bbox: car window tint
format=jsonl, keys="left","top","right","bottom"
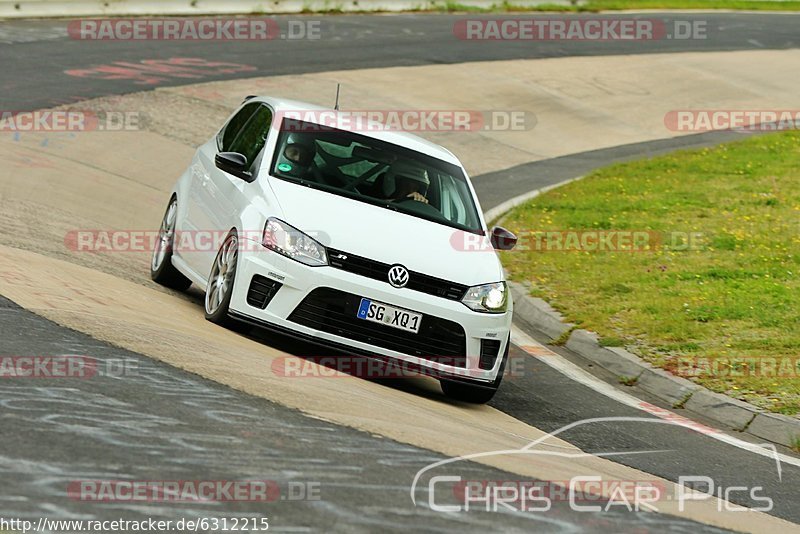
{"left": 219, "top": 102, "right": 260, "bottom": 152}
{"left": 228, "top": 105, "right": 273, "bottom": 166}
{"left": 270, "top": 120, "right": 482, "bottom": 233}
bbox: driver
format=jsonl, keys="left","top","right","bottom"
{"left": 387, "top": 162, "right": 430, "bottom": 204}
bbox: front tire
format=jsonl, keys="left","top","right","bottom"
{"left": 204, "top": 230, "right": 239, "bottom": 327}
{"left": 151, "top": 196, "right": 192, "bottom": 291}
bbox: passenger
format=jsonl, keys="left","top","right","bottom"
{"left": 281, "top": 135, "right": 316, "bottom": 179}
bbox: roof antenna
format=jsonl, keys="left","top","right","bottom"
{"left": 334, "top": 83, "right": 341, "bottom": 111}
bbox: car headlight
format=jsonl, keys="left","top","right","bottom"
{"left": 262, "top": 218, "right": 328, "bottom": 267}
{"left": 461, "top": 281, "right": 508, "bottom": 313}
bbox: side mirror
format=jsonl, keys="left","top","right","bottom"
{"left": 490, "top": 226, "right": 517, "bottom": 250}
{"left": 215, "top": 152, "right": 252, "bottom": 181}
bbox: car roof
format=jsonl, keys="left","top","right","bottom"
{"left": 252, "top": 96, "right": 462, "bottom": 166}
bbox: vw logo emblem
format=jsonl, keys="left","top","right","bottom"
{"left": 387, "top": 265, "right": 409, "bottom": 288}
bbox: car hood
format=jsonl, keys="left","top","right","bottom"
{"left": 268, "top": 178, "right": 503, "bottom": 286}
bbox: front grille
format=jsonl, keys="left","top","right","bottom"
{"left": 479, "top": 339, "right": 502, "bottom": 370}
{"left": 288, "top": 287, "right": 467, "bottom": 367}
{"left": 327, "top": 248, "right": 469, "bottom": 301}
{"left": 246, "top": 275, "right": 283, "bottom": 309}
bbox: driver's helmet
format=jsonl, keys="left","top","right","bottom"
{"left": 283, "top": 134, "right": 316, "bottom": 167}
{"left": 385, "top": 161, "right": 430, "bottom": 197}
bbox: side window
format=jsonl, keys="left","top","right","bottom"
{"left": 440, "top": 174, "right": 466, "bottom": 225}
{"left": 218, "top": 103, "right": 260, "bottom": 152}
{"left": 228, "top": 105, "right": 273, "bottom": 168}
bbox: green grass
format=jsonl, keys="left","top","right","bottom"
{"left": 599, "top": 336, "right": 625, "bottom": 347}
{"left": 551, "top": 326, "right": 577, "bottom": 345}
{"left": 500, "top": 130, "right": 800, "bottom": 415}
{"left": 569, "top": 0, "right": 800, "bottom": 11}
{"left": 420, "top": 0, "right": 800, "bottom": 13}
{"left": 618, "top": 375, "right": 639, "bottom": 386}
{"left": 268, "top": 0, "right": 800, "bottom": 14}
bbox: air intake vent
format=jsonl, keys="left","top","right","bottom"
{"left": 288, "top": 287, "right": 467, "bottom": 366}
{"left": 246, "top": 275, "right": 283, "bottom": 309}
{"left": 479, "top": 339, "right": 502, "bottom": 370}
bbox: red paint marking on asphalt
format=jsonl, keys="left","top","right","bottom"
{"left": 517, "top": 342, "right": 723, "bottom": 435}
{"left": 64, "top": 57, "right": 257, "bottom": 85}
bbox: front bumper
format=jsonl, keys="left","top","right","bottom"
{"left": 229, "top": 242, "right": 512, "bottom": 383}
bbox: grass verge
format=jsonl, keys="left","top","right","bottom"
{"left": 500, "top": 130, "right": 800, "bottom": 415}
{"left": 287, "top": 0, "right": 800, "bottom": 14}
{"left": 412, "top": 1, "right": 800, "bottom": 13}
{"left": 560, "top": 0, "right": 800, "bottom": 11}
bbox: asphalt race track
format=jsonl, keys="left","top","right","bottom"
{"left": 0, "top": 297, "right": 735, "bottom": 533}
{"left": 1, "top": 14, "right": 799, "bottom": 111}
{"left": 1, "top": 12, "right": 799, "bottom": 533}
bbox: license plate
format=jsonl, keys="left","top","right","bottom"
{"left": 357, "top": 298, "right": 422, "bottom": 334}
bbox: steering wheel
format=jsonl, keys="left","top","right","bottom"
{"left": 312, "top": 146, "right": 352, "bottom": 186}
{"left": 394, "top": 196, "right": 443, "bottom": 220}
{"left": 343, "top": 164, "right": 389, "bottom": 192}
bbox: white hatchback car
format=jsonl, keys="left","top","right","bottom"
{"left": 151, "top": 96, "right": 517, "bottom": 403}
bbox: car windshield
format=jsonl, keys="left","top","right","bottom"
{"left": 270, "top": 120, "right": 483, "bottom": 233}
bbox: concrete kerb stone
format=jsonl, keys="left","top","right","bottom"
{"left": 684, "top": 388, "right": 760, "bottom": 432}
{"left": 564, "top": 329, "right": 650, "bottom": 381}
{"left": 747, "top": 412, "right": 800, "bottom": 449}
{"left": 508, "top": 281, "right": 574, "bottom": 342}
